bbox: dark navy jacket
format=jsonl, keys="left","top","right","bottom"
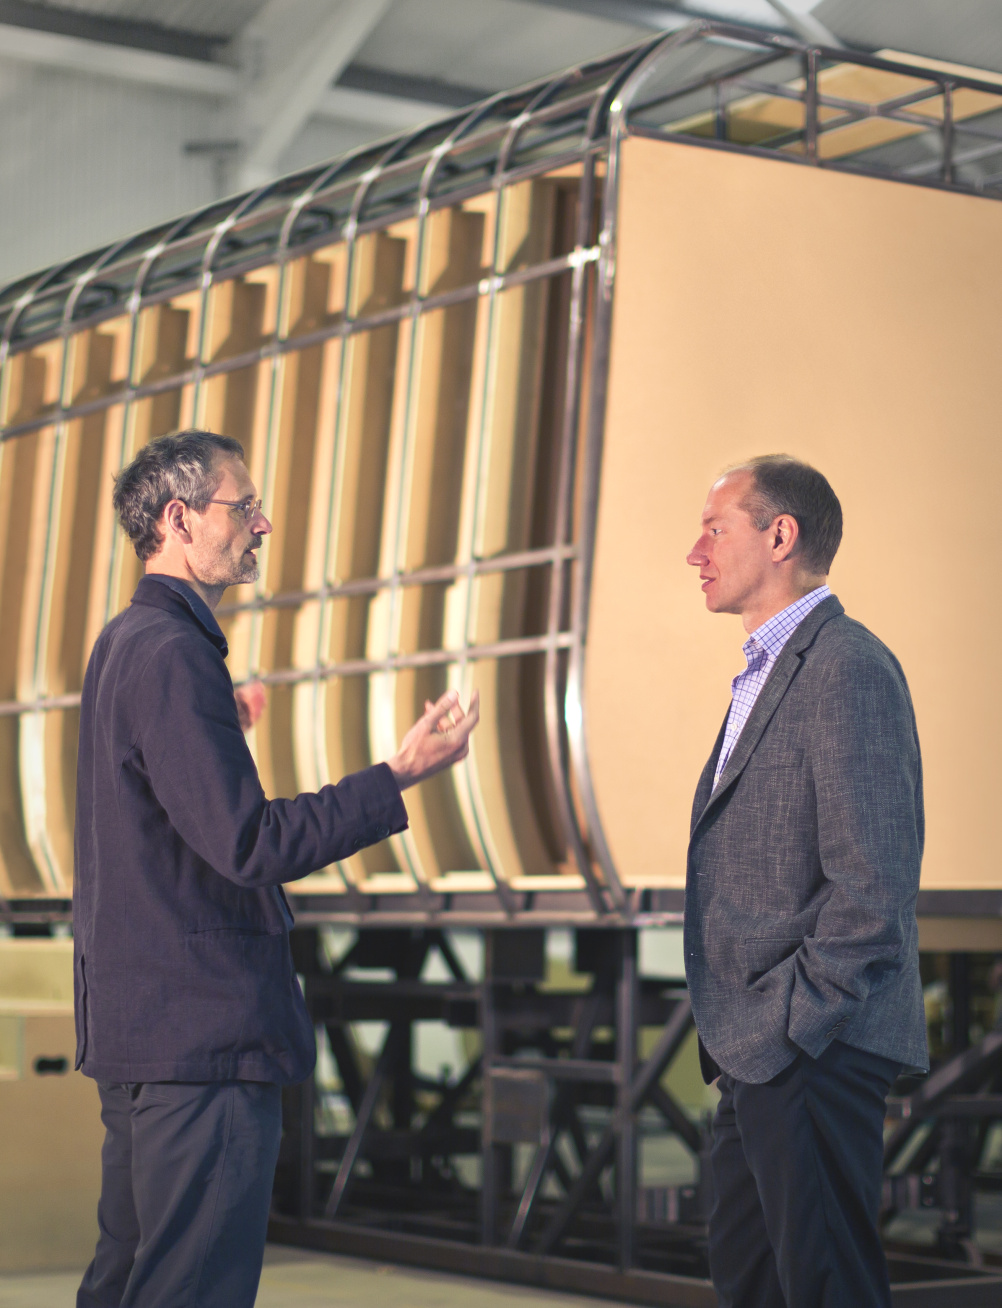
{"left": 73, "top": 575, "right": 408, "bottom": 1084}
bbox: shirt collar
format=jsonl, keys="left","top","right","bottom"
{"left": 744, "top": 585, "right": 832, "bottom": 662}
{"left": 141, "top": 574, "right": 228, "bottom": 654}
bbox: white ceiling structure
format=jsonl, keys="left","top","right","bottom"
{"left": 0, "top": 0, "right": 997, "bottom": 284}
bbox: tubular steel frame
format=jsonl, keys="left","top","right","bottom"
{"left": 3, "top": 22, "right": 1002, "bottom": 924}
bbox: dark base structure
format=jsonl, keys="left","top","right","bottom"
{"left": 270, "top": 925, "right": 1002, "bottom": 1305}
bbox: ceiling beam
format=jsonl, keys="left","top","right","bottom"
{"left": 0, "top": 21, "right": 237, "bottom": 95}
{"left": 762, "top": 0, "right": 843, "bottom": 48}
{"left": 314, "top": 85, "right": 444, "bottom": 130}
{"left": 232, "top": 0, "right": 394, "bottom": 188}
{"left": 524, "top": 0, "right": 692, "bottom": 29}
{"left": 525, "top": 0, "right": 775, "bottom": 33}
{"left": 0, "top": 0, "right": 225, "bottom": 61}
{"left": 337, "top": 62, "right": 489, "bottom": 108}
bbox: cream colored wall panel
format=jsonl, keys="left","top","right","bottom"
{"left": 0, "top": 433, "right": 45, "bottom": 896}
{"left": 586, "top": 134, "right": 1002, "bottom": 891}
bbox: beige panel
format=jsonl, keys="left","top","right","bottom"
{"left": 0, "top": 340, "right": 61, "bottom": 428}
{"left": 389, "top": 210, "right": 485, "bottom": 880}
{"left": 0, "top": 1014, "right": 102, "bottom": 1272}
{"left": 255, "top": 345, "right": 327, "bottom": 801}
{"left": 199, "top": 275, "right": 279, "bottom": 683}
{"left": 108, "top": 298, "right": 201, "bottom": 618}
{"left": 21, "top": 322, "right": 136, "bottom": 892}
{"left": 261, "top": 248, "right": 348, "bottom": 812}
{"left": 199, "top": 360, "right": 273, "bottom": 681}
{"left": 458, "top": 183, "right": 573, "bottom": 884}
{"left": 0, "top": 434, "right": 46, "bottom": 896}
{"left": 587, "top": 135, "right": 1002, "bottom": 889}
{"left": 17, "top": 423, "right": 64, "bottom": 891}
{"left": 322, "top": 232, "right": 409, "bottom": 886}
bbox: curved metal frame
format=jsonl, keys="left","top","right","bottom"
{"left": 2, "top": 21, "right": 1002, "bottom": 918}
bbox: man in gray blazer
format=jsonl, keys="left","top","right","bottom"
{"left": 685, "top": 455, "right": 927, "bottom": 1308}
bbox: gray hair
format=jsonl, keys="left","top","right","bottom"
{"left": 113, "top": 429, "right": 245, "bottom": 561}
{"left": 728, "top": 453, "right": 843, "bottom": 575}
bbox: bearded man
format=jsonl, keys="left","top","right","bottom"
{"left": 74, "top": 429, "right": 478, "bottom": 1308}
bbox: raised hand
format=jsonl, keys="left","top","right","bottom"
{"left": 234, "top": 680, "right": 266, "bottom": 732}
{"left": 387, "top": 689, "right": 480, "bottom": 790}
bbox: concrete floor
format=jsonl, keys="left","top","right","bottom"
{"left": 0, "top": 1246, "right": 636, "bottom": 1308}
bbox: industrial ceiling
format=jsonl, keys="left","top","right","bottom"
{"left": 0, "top": 0, "right": 996, "bottom": 282}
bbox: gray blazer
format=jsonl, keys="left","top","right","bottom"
{"left": 684, "top": 595, "right": 929, "bottom": 1085}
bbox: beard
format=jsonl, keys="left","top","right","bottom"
{"left": 235, "top": 549, "right": 260, "bottom": 583}
{"left": 192, "top": 535, "right": 262, "bottom": 589}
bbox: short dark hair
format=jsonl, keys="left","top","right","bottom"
{"left": 113, "top": 429, "right": 245, "bottom": 561}
{"left": 730, "top": 454, "right": 842, "bottom": 574}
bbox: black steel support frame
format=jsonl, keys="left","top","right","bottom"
{"left": 271, "top": 926, "right": 1002, "bottom": 1305}
{"left": 277, "top": 927, "right": 701, "bottom": 1260}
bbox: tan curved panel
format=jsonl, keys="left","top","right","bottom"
{"left": 3, "top": 343, "right": 67, "bottom": 895}
{"left": 107, "top": 298, "right": 201, "bottom": 620}
{"left": 258, "top": 248, "right": 349, "bottom": 808}
{"left": 586, "top": 134, "right": 1002, "bottom": 890}
{"left": 0, "top": 431, "right": 47, "bottom": 895}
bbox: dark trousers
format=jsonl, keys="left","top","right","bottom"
{"left": 77, "top": 1080, "right": 282, "bottom": 1308}
{"left": 708, "top": 1040, "right": 899, "bottom": 1308}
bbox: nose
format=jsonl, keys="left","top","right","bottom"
{"left": 252, "top": 507, "right": 273, "bottom": 536}
{"left": 687, "top": 543, "right": 708, "bottom": 567}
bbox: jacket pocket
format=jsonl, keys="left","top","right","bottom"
{"left": 742, "top": 937, "right": 801, "bottom": 983}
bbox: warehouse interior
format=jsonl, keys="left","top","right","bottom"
{"left": 3, "top": 1, "right": 1002, "bottom": 1305}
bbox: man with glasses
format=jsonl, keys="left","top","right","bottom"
{"left": 74, "top": 429, "right": 479, "bottom": 1308}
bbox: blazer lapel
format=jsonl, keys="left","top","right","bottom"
{"left": 691, "top": 713, "right": 728, "bottom": 835}
{"left": 691, "top": 595, "right": 844, "bottom": 835}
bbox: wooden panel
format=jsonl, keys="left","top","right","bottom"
{"left": 200, "top": 358, "right": 273, "bottom": 683}
{"left": 292, "top": 234, "right": 407, "bottom": 888}
{"left": 586, "top": 134, "right": 1002, "bottom": 889}
{"left": 107, "top": 297, "right": 201, "bottom": 619}
{"left": 15, "top": 324, "right": 133, "bottom": 891}
{"left": 0, "top": 341, "right": 61, "bottom": 429}
{"left": 386, "top": 206, "right": 486, "bottom": 881}
{"left": 255, "top": 251, "right": 348, "bottom": 805}
{"left": 459, "top": 182, "right": 571, "bottom": 885}
{"left": 0, "top": 433, "right": 46, "bottom": 896}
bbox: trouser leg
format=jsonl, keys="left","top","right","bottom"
{"left": 710, "top": 1041, "right": 897, "bottom": 1308}
{"left": 77, "top": 1084, "right": 140, "bottom": 1308}
{"left": 707, "top": 1074, "right": 785, "bottom": 1308}
{"left": 123, "top": 1080, "right": 282, "bottom": 1308}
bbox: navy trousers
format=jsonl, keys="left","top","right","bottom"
{"left": 77, "top": 1081, "right": 282, "bottom": 1308}
{"left": 708, "top": 1040, "right": 899, "bottom": 1308}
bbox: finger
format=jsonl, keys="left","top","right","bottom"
{"left": 425, "top": 689, "right": 460, "bottom": 729}
{"left": 423, "top": 699, "right": 449, "bottom": 732}
{"left": 453, "top": 689, "right": 480, "bottom": 736}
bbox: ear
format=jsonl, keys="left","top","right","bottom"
{"left": 162, "top": 498, "right": 194, "bottom": 545}
{"left": 771, "top": 513, "right": 799, "bottom": 564}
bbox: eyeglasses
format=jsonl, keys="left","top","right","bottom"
{"left": 206, "top": 497, "right": 263, "bottom": 522}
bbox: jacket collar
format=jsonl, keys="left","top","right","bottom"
{"left": 131, "top": 574, "right": 229, "bottom": 657}
{"left": 691, "top": 593, "right": 844, "bottom": 835}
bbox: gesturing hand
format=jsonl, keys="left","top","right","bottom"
{"left": 388, "top": 689, "right": 480, "bottom": 790}
{"left": 235, "top": 680, "right": 266, "bottom": 732}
